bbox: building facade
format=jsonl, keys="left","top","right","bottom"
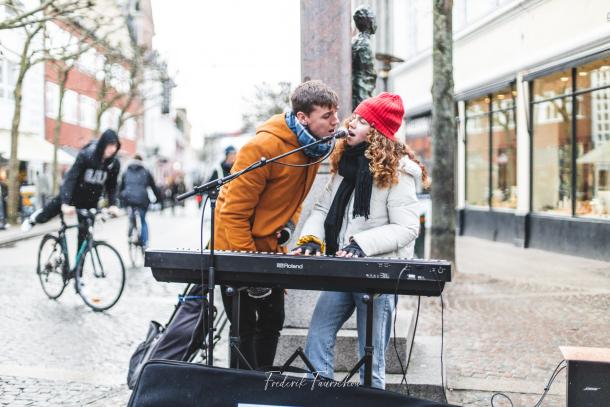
{"left": 380, "top": 0, "right": 610, "bottom": 260}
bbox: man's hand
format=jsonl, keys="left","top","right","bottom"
{"left": 107, "top": 205, "right": 120, "bottom": 217}
{"left": 276, "top": 220, "right": 296, "bottom": 247}
{"left": 61, "top": 204, "right": 75, "bottom": 215}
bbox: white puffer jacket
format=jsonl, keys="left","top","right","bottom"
{"left": 299, "top": 158, "right": 421, "bottom": 259}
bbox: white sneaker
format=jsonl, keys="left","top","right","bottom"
{"left": 247, "top": 287, "right": 272, "bottom": 299}
{"left": 20, "top": 219, "right": 34, "bottom": 232}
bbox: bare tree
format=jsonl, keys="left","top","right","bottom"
{"left": 93, "top": 43, "right": 161, "bottom": 135}
{"left": 1, "top": 0, "right": 95, "bottom": 224}
{"left": 241, "top": 81, "right": 292, "bottom": 132}
{"left": 47, "top": 17, "right": 115, "bottom": 193}
{"left": 430, "top": 0, "right": 456, "bottom": 264}
{"left": 0, "top": 0, "right": 92, "bottom": 31}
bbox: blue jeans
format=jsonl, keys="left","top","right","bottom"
{"left": 304, "top": 292, "right": 395, "bottom": 389}
{"left": 129, "top": 207, "right": 148, "bottom": 246}
{"left": 139, "top": 208, "right": 148, "bottom": 246}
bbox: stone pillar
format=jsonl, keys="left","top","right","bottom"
{"left": 275, "top": 0, "right": 352, "bottom": 356}
{"left": 300, "top": 0, "right": 352, "bottom": 119}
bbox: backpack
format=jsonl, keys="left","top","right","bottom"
{"left": 127, "top": 320, "right": 164, "bottom": 389}
{"left": 126, "top": 284, "right": 209, "bottom": 389}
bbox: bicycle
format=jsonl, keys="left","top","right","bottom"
{"left": 127, "top": 206, "right": 145, "bottom": 267}
{"left": 36, "top": 208, "right": 126, "bottom": 312}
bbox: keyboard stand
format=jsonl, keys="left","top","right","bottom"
{"left": 225, "top": 286, "right": 253, "bottom": 370}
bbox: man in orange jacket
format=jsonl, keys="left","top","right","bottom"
{"left": 217, "top": 80, "right": 340, "bottom": 369}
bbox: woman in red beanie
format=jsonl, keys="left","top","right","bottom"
{"left": 292, "top": 92, "right": 428, "bottom": 389}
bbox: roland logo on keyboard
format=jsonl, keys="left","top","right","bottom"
{"left": 276, "top": 262, "right": 304, "bottom": 270}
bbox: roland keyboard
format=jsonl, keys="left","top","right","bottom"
{"left": 145, "top": 249, "right": 451, "bottom": 296}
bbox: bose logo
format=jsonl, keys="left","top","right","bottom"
{"left": 583, "top": 387, "right": 600, "bottom": 391}
{"left": 276, "top": 263, "right": 303, "bottom": 269}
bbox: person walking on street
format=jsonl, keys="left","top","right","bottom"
{"left": 35, "top": 169, "right": 51, "bottom": 210}
{"left": 119, "top": 154, "right": 162, "bottom": 248}
{"left": 169, "top": 176, "right": 186, "bottom": 215}
{"left": 0, "top": 175, "right": 7, "bottom": 230}
{"left": 196, "top": 145, "right": 237, "bottom": 208}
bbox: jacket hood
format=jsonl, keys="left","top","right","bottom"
{"left": 94, "top": 129, "right": 121, "bottom": 161}
{"left": 127, "top": 159, "right": 146, "bottom": 170}
{"left": 256, "top": 114, "right": 300, "bottom": 148}
{"left": 400, "top": 157, "right": 423, "bottom": 181}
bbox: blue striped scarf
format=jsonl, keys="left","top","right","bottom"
{"left": 285, "top": 112, "right": 332, "bottom": 158}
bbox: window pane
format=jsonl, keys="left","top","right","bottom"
{"left": 466, "top": 113, "right": 489, "bottom": 206}
{"left": 575, "top": 89, "right": 610, "bottom": 218}
{"left": 405, "top": 115, "right": 432, "bottom": 193}
{"left": 491, "top": 108, "right": 517, "bottom": 208}
{"left": 532, "top": 98, "right": 572, "bottom": 215}
{"left": 491, "top": 87, "right": 514, "bottom": 111}
{"left": 466, "top": 96, "right": 488, "bottom": 117}
{"left": 576, "top": 56, "right": 610, "bottom": 91}
{"left": 532, "top": 69, "right": 572, "bottom": 102}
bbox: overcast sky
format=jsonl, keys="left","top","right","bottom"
{"left": 150, "top": 0, "right": 301, "bottom": 144}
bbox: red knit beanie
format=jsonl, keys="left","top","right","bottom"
{"left": 354, "top": 92, "right": 404, "bottom": 141}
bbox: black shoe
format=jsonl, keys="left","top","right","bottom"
{"left": 247, "top": 287, "right": 272, "bottom": 299}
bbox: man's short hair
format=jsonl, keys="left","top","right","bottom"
{"left": 291, "top": 80, "right": 339, "bottom": 115}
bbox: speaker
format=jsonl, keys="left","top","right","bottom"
{"left": 560, "top": 346, "right": 610, "bottom": 407}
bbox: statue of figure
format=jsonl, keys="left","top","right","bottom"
{"left": 352, "top": 6, "right": 377, "bottom": 110}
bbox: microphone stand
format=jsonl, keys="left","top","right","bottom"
{"left": 176, "top": 129, "right": 345, "bottom": 366}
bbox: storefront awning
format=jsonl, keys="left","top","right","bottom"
{"left": 0, "top": 130, "right": 75, "bottom": 165}
{"left": 577, "top": 142, "right": 610, "bottom": 165}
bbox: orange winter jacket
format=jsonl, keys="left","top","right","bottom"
{"left": 214, "top": 114, "right": 321, "bottom": 253}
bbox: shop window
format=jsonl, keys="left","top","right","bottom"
{"left": 466, "top": 96, "right": 490, "bottom": 206}
{"left": 532, "top": 99, "right": 572, "bottom": 215}
{"left": 465, "top": 86, "right": 517, "bottom": 208}
{"left": 404, "top": 115, "right": 432, "bottom": 194}
{"left": 575, "top": 89, "right": 610, "bottom": 218}
{"left": 531, "top": 55, "right": 610, "bottom": 219}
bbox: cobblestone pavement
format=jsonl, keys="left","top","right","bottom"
{"left": 0, "top": 204, "right": 227, "bottom": 406}
{"left": 1, "top": 203, "right": 609, "bottom": 406}
{"left": 399, "top": 236, "right": 610, "bottom": 407}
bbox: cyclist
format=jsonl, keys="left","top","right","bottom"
{"left": 119, "top": 153, "right": 161, "bottom": 249}
{"left": 22, "top": 129, "right": 121, "bottom": 249}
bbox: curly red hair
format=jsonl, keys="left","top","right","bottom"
{"left": 329, "top": 120, "right": 429, "bottom": 189}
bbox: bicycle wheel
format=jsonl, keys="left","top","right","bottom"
{"left": 37, "top": 234, "right": 67, "bottom": 299}
{"left": 76, "top": 241, "right": 126, "bottom": 311}
{"left": 127, "top": 209, "right": 142, "bottom": 267}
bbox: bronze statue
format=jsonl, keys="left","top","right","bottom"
{"left": 352, "top": 6, "right": 377, "bottom": 109}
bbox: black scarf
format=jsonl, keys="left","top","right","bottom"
{"left": 323, "top": 143, "right": 373, "bottom": 255}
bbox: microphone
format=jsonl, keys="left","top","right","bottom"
{"left": 320, "top": 128, "right": 348, "bottom": 143}
{"left": 332, "top": 127, "right": 348, "bottom": 139}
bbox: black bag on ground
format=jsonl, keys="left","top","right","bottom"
{"left": 128, "top": 360, "right": 457, "bottom": 407}
{"left": 126, "top": 284, "right": 208, "bottom": 389}
{"left": 127, "top": 320, "right": 164, "bottom": 389}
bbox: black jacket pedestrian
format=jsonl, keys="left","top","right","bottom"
{"left": 59, "top": 129, "right": 121, "bottom": 208}
{"left": 119, "top": 160, "right": 161, "bottom": 208}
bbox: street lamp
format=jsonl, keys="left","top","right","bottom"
{"left": 375, "top": 52, "right": 404, "bottom": 92}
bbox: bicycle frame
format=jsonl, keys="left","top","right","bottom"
{"left": 55, "top": 211, "right": 96, "bottom": 275}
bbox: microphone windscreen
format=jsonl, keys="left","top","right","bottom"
{"left": 334, "top": 128, "right": 348, "bottom": 139}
